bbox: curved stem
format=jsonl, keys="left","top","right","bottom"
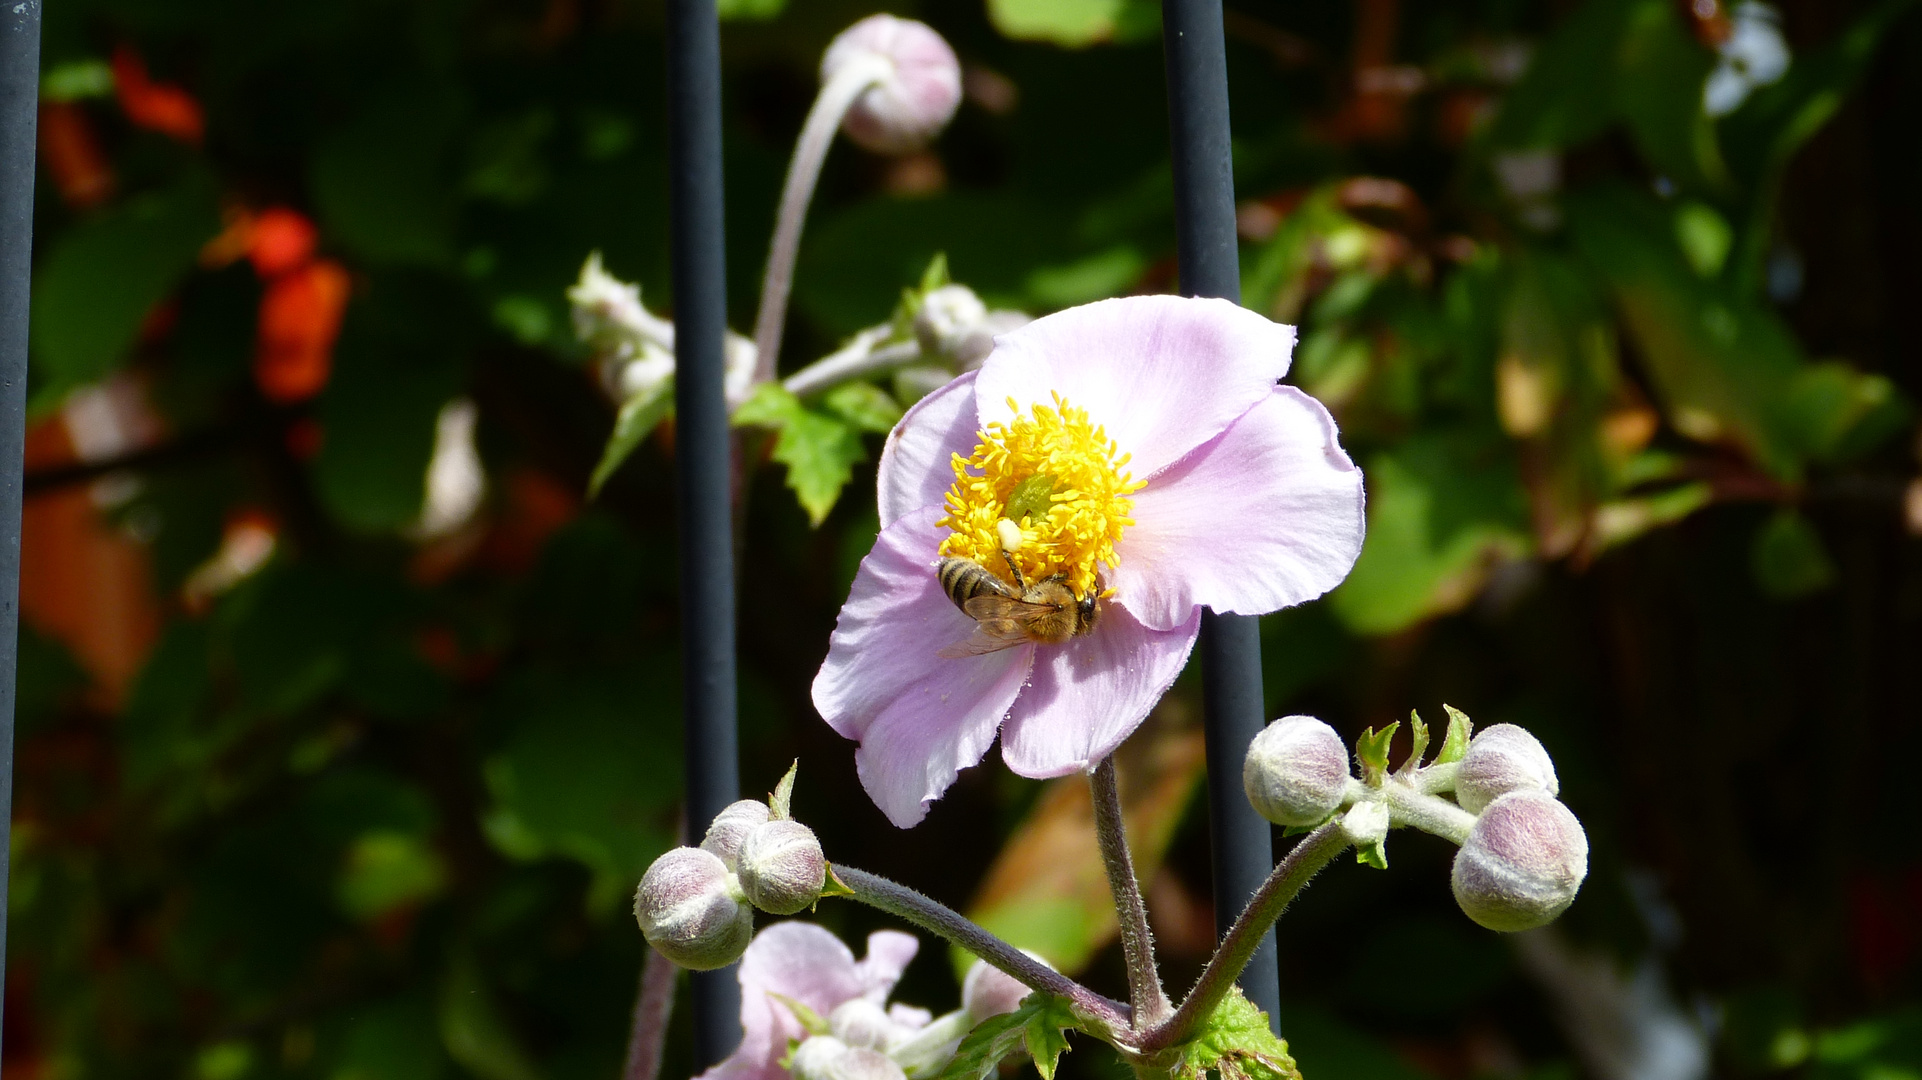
{"left": 1138, "top": 822, "right": 1350, "bottom": 1051}
{"left": 750, "top": 54, "right": 891, "bottom": 385}
{"left": 829, "top": 863, "right": 1132, "bottom": 1033}
{"left": 1090, "top": 757, "right": 1170, "bottom": 1029}
{"left": 782, "top": 336, "right": 922, "bottom": 399}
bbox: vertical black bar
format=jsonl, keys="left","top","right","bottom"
{"left": 667, "top": 0, "right": 742, "bottom": 1066}
{"left": 1162, "top": 0, "right": 1281, "bottom": 1034}
{"left": 0, "top": 1, "right": 40, "bottom": 1066}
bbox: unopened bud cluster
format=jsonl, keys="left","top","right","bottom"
{"left": 1242, "top": 711, "right": 1587, "bottom": 933}
{"left": 634, "top": 790, "right": 827, "bottom": 968}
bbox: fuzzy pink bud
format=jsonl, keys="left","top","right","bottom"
{"left": 1451, "top": 790, "right": 1588, "bottom": 932}
{"left": 821, "top": 15, "right": 962, "bottom": 155}
{"left": 633, "top": 847, "right": 753, "bottom": 969}
{"left": 1243, "top": 715, "right": 1352, "bottom": 827}
{"left": 701, "top": 799, "right": 772, "bottom": 870}
{"left": 1456, "top": 724, "right": 1559, "bottom": 814}
{"left": 737, "top": 818, "right": 827, "bottom": 915}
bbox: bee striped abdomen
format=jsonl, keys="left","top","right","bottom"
{"left": 938, "top": 556, "right": 1017, "bottom": 612}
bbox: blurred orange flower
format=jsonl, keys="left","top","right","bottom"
{"left": 37, "top": 102, "right": 114, "bottom": 208}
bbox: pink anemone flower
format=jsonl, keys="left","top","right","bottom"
{"left": 700, "top": 922, "right": 924, "bottom": 1080}
{"left": 813, "top": 295, "right": 1366, "bottom": 828}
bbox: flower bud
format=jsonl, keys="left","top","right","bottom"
{"left": 914, "top": 285, "right": 988, "bottom": 358}
{"left": 821, "top": 15, "right": 962, "bottom": 155}
{"left": 828, "top": 999, "right": 897, "bottom": 1051}
{"left": 737, "top": 818, "right": 827, "bottom": 915}
{"left": 633, "top": 847, "right": 753, "bottom": 969}
{"left": 1455, "top": 724, "right": 1559, "bottom": 815}
{"left": 1243, "top": 715, "right": 1352, "bottom": 826}
{"left": 962, "top": 958, "right": 1040, "bottom": 1020}
{"left": 1451, "top": 790, "right": 1588, "bottom": 933}
{"left": 701, "top": 799, "right": 773, "bottom": 870}
{"left": 791, "top": 1037, "right": 908, "bottom": 1080}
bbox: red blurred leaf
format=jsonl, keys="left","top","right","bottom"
{"left": 37, "top": 103, "right": 114, "bottom": 209}
{"left": 112, "top": 46, "right": 205, "bottom": 145}
{"left": 248, "top": 207, "right": 319, "bottom": 278}
{"left": 255, "top": 259, "right": 350, "bottom": 404}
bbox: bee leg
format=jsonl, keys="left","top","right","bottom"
{"left": 1000, "top": 550, "right": 1029, "bottom": 593}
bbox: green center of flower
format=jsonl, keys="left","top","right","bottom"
{"left": 937, "top": 394, "right": 1143, "bottom": 599}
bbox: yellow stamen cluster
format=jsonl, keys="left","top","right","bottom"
{"left": 938, "top": 394, "right": 1143, "bottom": 599}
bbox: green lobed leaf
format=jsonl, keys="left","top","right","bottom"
{"left": 735, "top": 383, "right": 869, "bottom": 526}
{"left": 1173, "top": 987, "right": 1301, "bottom": 1080}
{"left": 589, "top": 380, "right": 674, "bottom": 497}
{"left": 822, "top": 381, "right": 904, "bottom": 435}
{"left": 928, "top": 994, "right": 1078, "bottom": 1080}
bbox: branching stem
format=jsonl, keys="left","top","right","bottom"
{"left": 828, "top": 863, "right": 1132, "bottom": 1034}
{"left": 1139, "top": 822, "right": 1350, "bottom": 1051}
{"left": 1090, "top": 757, "right": 1171, "bottom": 1029}
{"left": 782, "top": 337, "right": 922, "bottom": 398}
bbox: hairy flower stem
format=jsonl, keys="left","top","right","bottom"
{"left": 751, "top": 54, "right": 892, "bottom": 385}
{"left": 1381, "top": 781, "right": 1474, "bottom": 844}
{"left": 1090, "top": 757, "right": 1172, "bottom": 1028}
{"left": 1138, "top": 823, "right": 1350, "bottom": 1051}
{"left": 623, "top": 945, "right": 679, "bottom": 1080}
{"left": 829, "top": 863, "right": 1133, "bottom": 1033}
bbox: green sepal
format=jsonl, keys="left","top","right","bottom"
{"left": 769, "top": 759, "right": 799, "bottom": 819}
{"left": 889, "top": 252, "right": 953, "bottom": 340}
{"left": 1355, "top": 840, "right": 1388, "bottom": 870}
{"left": 1435, "top": 705, "right": 1474, "bottom": 765}
{"left": 766, "top": 992, "right": 829, "bottom": 1037}
{"left": 1402, "top": 709, "right": 1430, "bottom": 774}
{"left": 1002, "top": 474, "right": 1058, "bottom": 525}
{"left": 1168, "top": 987, "right": 1301, "bottom": 1080}
{"left": 927, "top": 993, "right": 1078, "bottom": 1080}
{"left": 588, "top": 378, "right": 674, "bottom": 497}
{"left": 1355, "top": 721, "right": 1399, "bottom": 786}
{"left": 817, "top": 865, "right": 856, "bottom": 901}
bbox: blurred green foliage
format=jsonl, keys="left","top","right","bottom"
{"left": 14, "top": 0, "right": 1922, "bottom": 1079}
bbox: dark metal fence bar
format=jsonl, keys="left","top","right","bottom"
{"left": 1161, "top": 0, "right": 1282, "bottom": 1035}
{"left": 0, "top": 1, "right": 42, "bottom": 1068}
{"left": 667, "top": 0, "right": 743, "bottom": 1066}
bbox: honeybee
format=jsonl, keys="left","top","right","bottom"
{"left": 935, "top": 554, "right": 1099, "bottom": 657}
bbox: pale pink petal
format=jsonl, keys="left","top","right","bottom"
{"left": 702, "top": 922, "right": 867, "bottom": 1080}
{"left": 853, "top": 930, "right": 921, "bottom": 1002}
{"left": 813, "top": 507, "right": 1033, "bottom": 828}
{"left": 974, "top": 295, "right": 1296, "bottom": 478}
{"left": 877, "top": 371, "right": 979, "bottom": 528}
{"left": 998, "top": 603, "right": 1200, "bottom": 778}
{"left": 1109, "top": 386, "right": 1365, "bottom": 630}
{"left": 888, "top": 1004, "right": 934, "bottom": 1029}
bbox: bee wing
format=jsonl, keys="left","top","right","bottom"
{"left": 937, "top": 596, "right": 1056, "bottom": 659}
{"left": 937, "top": 623, "right": 1031, "bottom": 658}
{"left": 962, "top": 594, "right": 1056, "bottom": 624}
